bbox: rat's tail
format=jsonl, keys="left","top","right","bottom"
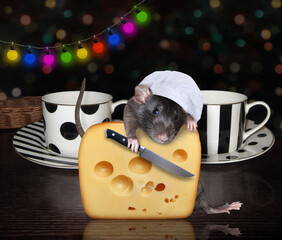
{"left": 75, "top": 78, "right": 86, "bottom": 138}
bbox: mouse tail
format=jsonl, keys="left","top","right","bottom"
{"left": 75, "top": 78, "right": 86, "bottom": 138}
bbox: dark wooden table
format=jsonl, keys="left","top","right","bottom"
{"left": 1, "top": 127, "right": 281, "bottom": 239}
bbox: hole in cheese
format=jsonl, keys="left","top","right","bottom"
{"left": 141, "top": 186, "right": 153, "bottom": 195}
{"left": 111, "top": 175, "right": 133, "bottom": 194}
{"left": 94, "top": 161, "right": 113, "bottom": 178}
{"left": 155, "top": 183, "right": 166, "bottom": 191}
{"left": 145, "top": 181, "right": 154, "bottom": 187}
{"left": 172, "top": 149, "right": 188, "bottom": 163}
{"left": 129, "top": 157, "right": 152, "bottom": 174}
{"left": 141, "top": 181, "right": 155, "bottom": 195}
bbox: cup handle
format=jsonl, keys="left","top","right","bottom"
{"left": 111, "top": 100, "right": 128, "bottom": 113}
{"left": 243, "top": 101, "right": 271, "bottom": 141}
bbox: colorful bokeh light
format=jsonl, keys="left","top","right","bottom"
{"left": 236, "top": 39, "right": 246, "bottom": 47}
{"left": 229, "top": 62, "right": 240, "bottom": 73}
{"left": 193, "top": 9, "right": 202, "bottom": 18}
{"left": 185, "top": 26, "right": 194, "bottom": 35}
{"left": 275, "top": 64, "right": 282, "bottom": 74}
{"left": 4, "top": 6, "right": 13, "bottom": 15}
{"left": 64, "top": 9, "right": 72, "bottom": 18}
{"left": 255, "top": 9, "right": 264, "bottom": 18}
{"left": 0, "top": 91, "right": 7, "bottom": 101}
{"left": 104, "top": 64, "right": 114, "bottom": 74}
{"left": 12, "top": 87, "right": 21, "bottom": 97}
{"left": 43, "top": 33, "right": 53, "bottom": 44}
{"left": 271, "top": 0, "right": 282, "bottom": 8}
{"left": 213, "top": 64, "right": 224, "bottom": 74}
{"left": 210, "top": 0, "right": 221, "bottom": 8}
{"left": 42, "top": 65, "right": 53, "bottom": 74}
{"left": 234, "top": 14, "right": 246, "bottom": 25}
{"left": 264, "top": 42, "right": 273, "bottom": 51}
{"left": 45, "top": 0, "right": 56, "bottom": 8}
{"left": 261, "top": 29, "right": 272, "bottom": 40}
{"left": 56, "top": 29, "right": 66, "bottom": 40}
{"left": 20, "top": 14, "right": 31, "bottom": 26}
{"left": 82, "top": 14, "right": 93, "bottom": 25}
{"left": 202, "top": 41, "right": 211, "bottom": 51}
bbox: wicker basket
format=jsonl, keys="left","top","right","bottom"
{"left": 0, "top": 96, "right": 42, "bottom": 129}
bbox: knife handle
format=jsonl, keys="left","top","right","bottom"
{"left": 105, "top": 129, "right": 128, "bottom": 147}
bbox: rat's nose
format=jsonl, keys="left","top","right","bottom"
{"left": 158, "top": 133, "right": 169, "bottom": 143}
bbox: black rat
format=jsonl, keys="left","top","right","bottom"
{"left": 75, "top": 78, "right": 242, "bottom": 215}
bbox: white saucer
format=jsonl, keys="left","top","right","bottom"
{"left": 13, "top": 120, "right": 275, "bottom": 168}
{"left": 201, "top": 120, "right": 275, "bottom": 164}
{"left": 13, "top": 120, "right": 78, "bottom": 169}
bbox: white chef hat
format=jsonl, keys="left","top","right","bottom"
{"left": 139, "top": 70, "right": 203, "bottom": 122}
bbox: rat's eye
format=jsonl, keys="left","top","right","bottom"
{"left": 174, "top": 113, "right": 179, "bottom": 120}
{"left": 152, "top": 108, "right": 159, "bottom": 115}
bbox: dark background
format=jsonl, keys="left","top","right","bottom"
{"left": 0, "top": 0, "right": 281, "bottom": 139}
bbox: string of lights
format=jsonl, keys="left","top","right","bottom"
{"left": 0, "top": 0, "right": 148, "bottom": 67}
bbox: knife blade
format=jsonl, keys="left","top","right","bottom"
{"left": 105, "top": 129, "right": 194, "bottom": 178}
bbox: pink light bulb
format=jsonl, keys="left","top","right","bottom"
{"left": 43, "top": 54, "right": 54, "bottom": 65}
{"left": 123, "top": 22, "right": 134, "bottom": 34}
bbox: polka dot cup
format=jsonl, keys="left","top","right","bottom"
{"left": 198, "top": 90, "right": 271, "bottom": 155}
{"left": 42, "top": 91, "right": 127, "bottom": 158}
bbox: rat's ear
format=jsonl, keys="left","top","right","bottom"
{"left": 133, "top": 85, "right": 152, "bottom": 104}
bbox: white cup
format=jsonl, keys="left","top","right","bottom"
{"left": 42, "top": 91, "right": 127, "bottom": 158}
{"left": 198, "top": 90, "right": 271, "bottom": 155}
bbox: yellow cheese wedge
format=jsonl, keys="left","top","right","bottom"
{"left": 78, "top": 122, "right": 201, "bottom": 219}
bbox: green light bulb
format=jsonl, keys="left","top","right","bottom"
{"left": 61, "top": 51, "right": 72, "bottom": 63}
{"left": 137, "top": 11, "right": 148, "bottom": 23}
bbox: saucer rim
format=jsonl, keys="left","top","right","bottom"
{"left": 13, "top": 120, "right": 78, "bottom": 169}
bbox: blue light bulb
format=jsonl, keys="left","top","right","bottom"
{"left": 24, "top": 53, "right": 36, "bottom": 65}
{"left": 108, "top": 34, "right": 120, "bottom": 46}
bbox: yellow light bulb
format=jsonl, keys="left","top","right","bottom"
{"left": 7, "top": 49, "right": 19, "bottom": 61}
{"left": 77, "top": 48, "right": 88, "bottom": 59}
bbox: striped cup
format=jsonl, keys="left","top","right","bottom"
{"left": 198, "top": 91, "right": 271, "bottom": 155}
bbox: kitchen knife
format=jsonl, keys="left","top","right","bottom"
{"left": 105, "top": 129, "right": 194, "bottom": 178}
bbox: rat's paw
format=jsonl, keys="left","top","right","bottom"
{"left": 128, "top": 138, "right": 139, "bottom": 153}
{"left": 208, "top": 201, "right": 242, "bottom": 214}
{"left": 186, "top": 119, "right": 198, "bottom": 131}
{"left": 223, "top": 202, "right": 242, "bottom": 214}
{"left": 228, "top": 201, "right": 242, "bottom": 211}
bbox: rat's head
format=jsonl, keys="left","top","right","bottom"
{"left": 134, "top": 85, "right": 187, "bottom": 144}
